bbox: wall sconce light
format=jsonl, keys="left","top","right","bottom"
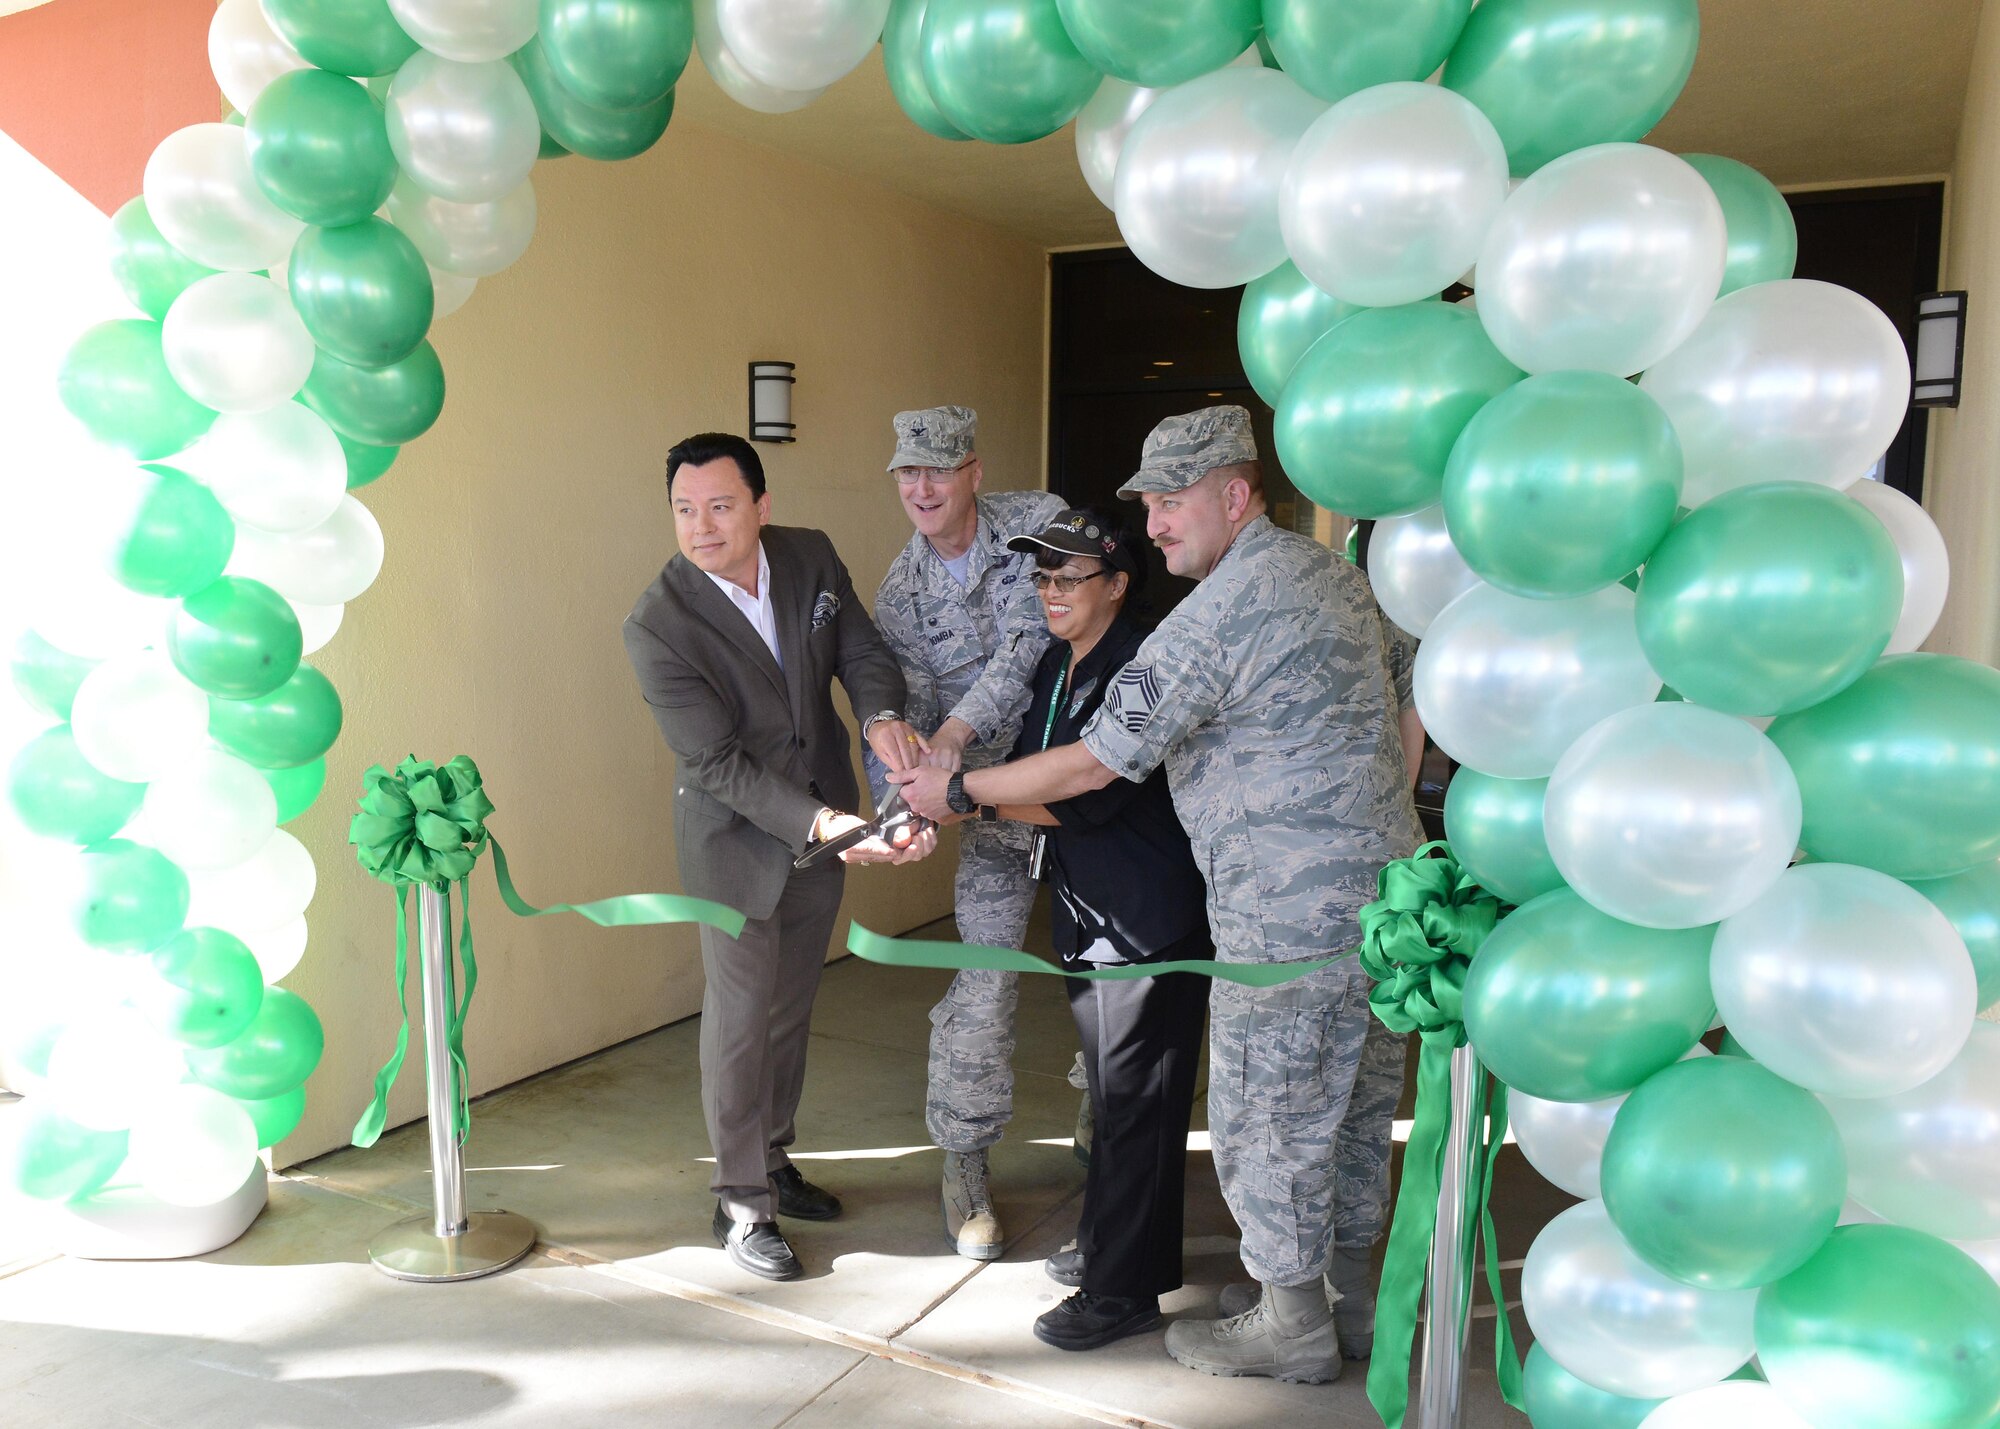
{"left": 1912, "top": 292, "right": 1967, "bottom": 408}
{"left": 748, "top": 361, "right": 797, "bottom": 442}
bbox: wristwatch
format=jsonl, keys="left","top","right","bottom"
{"left": 978, "top": 804, "right": 998, "bottom": 822}
{"left": 945, "top": 772, "right": 978, "bottom": 816}
{"left": 862, "top": 710, "right": 903, "bottom": 736}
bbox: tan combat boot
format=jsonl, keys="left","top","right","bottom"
{"left": 1217, "top": 1250, "right": 1374, "bottom": 1359}
{"left": 941, "top": 1149, "right": 1003, "bottom": 1260}
{"left": 1165, "top": 1281, "right": 1341, "bottom": 1384}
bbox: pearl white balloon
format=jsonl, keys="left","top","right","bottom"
{"left": 428, "top": 265, "right": 477, "bottom": 319}
{"left": 245, "top": 915, "right": 310, "bottom": 982}
{"left": 387, "top": 0, "right": 539, "bottom": 63}
{"left": 208, "top": 0, "right": 309, "bottom": 114}
{"left": 1639, "top": 1382, "right": 1816, "bottom": 1429}
{"left": 385, "top": 53, "right": 540, "bottom": 204}
{"left": 1844, "top": 478, "right": 1949, "bottom": 654}
{"left": 184, "top": 828, "right": 317, "bottom": 938}
{"left": 1413, "top": 583, "right": 1660, "bottom": 779}
{"left": 291, "top": 601, "right": 344, "bottom": 656}
{"left": 1523, "top": 1200, "right": 1757, "bottom": 1400}
{"left": 227, "top": 497, "right": 384, "bottom": 606}
{"left": 694, "top": 0, "right": 828, "bottom": 114}
{"left": 386, "top": 176, "right": 537, "bottom": 278}
{"left": 1477, "top": 144, "right": 1724, "bottom": 377}
{"left": 26, "top": 565, "right": 173, "bottom": 660}
{"left": 44, "top": 1008, "right": 189, "bottom": 1132}
{"left": 139, "top": 750, "right": 278, "bottom": 872}
{"left": 1076, "top": 77, "right": 1160, "bottom": 209}
{"left": 1823, "top": 1022, "right": 2000, "bottom": 1242}
{"left": 161, "top": 273, "right": 314, "bottom": 414}
{"left": 1365, "top": 504, "right": 1480, "bottom": 639}
{"left": 125, "top": 1082, "right": 261, "bottom": 1207}
{"left": 715, "top": 0, "right": 890, "bottom": 91}
{"left": 1544, "top": 703, "right": 1801, "bottom": 930}
{"left": 143, "top": 123, "right": 306, "bottom": 273}
{"left": 1512, "top": 1046, "right": 1712, "bottom": 1201}
{"left": 1280, "top": 81, "right": 1509, "bottom": 307}
{"left": 1115, "top": 67, "right": 1327, "bottom": 290}
{"left": 70, "top": 650, "right": 212, "bottom": 783}
{"left": 180, "top": 403, "right": 346, "bottom": 535}
{"left": 1957, "top": 1234, "right": 2000, "bottom": 1289}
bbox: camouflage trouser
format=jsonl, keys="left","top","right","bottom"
{"left": 925, "top": 819, "right": 1038, "bottom": 1152}
{"left": 1208, "top": 958, "right": 1406, "bottom": 1287}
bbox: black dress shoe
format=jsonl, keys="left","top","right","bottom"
{"left": 1045, "top": 1240, "right": 1083, "bottom": 1287}
{"left": 771, "top": 1164, "right": 842, "bottom": 1221}
{"left": 1033, "top": 1291, "right": 1161, "bottom": 1351}
{"left": 711, "top": 1202, "right": 802, "bottom": 1281}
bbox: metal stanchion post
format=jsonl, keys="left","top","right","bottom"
{"left": 1416, "top": 1043, "right": 1487, "bottom": 1429}
{"left": 369, "top": 885, "right": 537, "bottom": 1281}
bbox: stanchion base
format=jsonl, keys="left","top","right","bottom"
{"left": 369, "top": 1209, "right": 537, "bottom": 1282}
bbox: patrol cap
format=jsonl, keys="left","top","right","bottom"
{"left": 1116, "top": 404, "right": 1259, "bottom": 498}
{"left": 888, "top": 405, "right": 977, "bottom": 471}
{"left": 1006, "top": 508, "right": 1141, "bottom": 577}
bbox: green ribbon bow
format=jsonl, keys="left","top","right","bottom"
{"left": 348, "top": 755, "right": 745, "bottom": 1149}
{"left": 1358, "top": 840, "right": 1522, "bottom": 1428}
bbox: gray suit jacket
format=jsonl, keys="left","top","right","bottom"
{"left": 623, "top": 524, "right": 907, "bottom": 921}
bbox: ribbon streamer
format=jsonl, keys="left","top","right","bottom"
{"left": 847, "top": 922, "right": 1351, "bottom": 987}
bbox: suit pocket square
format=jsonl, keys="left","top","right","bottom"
{"left": 810, "top": 590, "right": 841, "bottom": 630}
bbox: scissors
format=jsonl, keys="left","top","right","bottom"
{"left": 793, "top": 788, "right": 933, "bottom": 869}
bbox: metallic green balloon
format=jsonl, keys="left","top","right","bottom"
{"left": 1055, "top": 0, "right": 1258, "bottom": 88}
{"left": 289, "top": 218, "right": 435, "bottom": 369}
{"left": 1907, "top": 860, "right": 2000, "bottom": 1011}
{"left": 1756, "top": 1225, "right": 2000, "bottom": 1429}
{"left": 262, "top": 0, "right": 419, "bottom": 77}
{"left": 6, "top": 725, "right": 146, "bottom": 844}
{"left": 9, "top": 632, "right": 98, "bottom": 722}
{"left": 246, "top": 69, "right": 398, "bottom": 228}
{"left": 235, "top": 1085, "right": 308, "bottom": 1148}
{"left": 1264, "top": 0, "right": 1474, "bottom": 104}
{"left": 260, "top": 757, "right": 328, "bottom": 824}
{"left": 1769, "top": 654, "right": 2000, "bottom": 880}
{"left": 140, "top": 927, "right": 266, "bottom": 1049}
{"left": 1275, "top": 302, "right": 1522, "bottom": 519}
{"left": 1, "top": 1106, "right": 128, "bottom": 1202}
{"left": 209, "top": 665, "right": 345, "bottom": 769}
{"left": 1443, "top": 769, "right": 1566, "bottom": 906}
{"left": 169, "top": 577, "right": 304, "bottom": 700}
{"left": 58, "top": 319, "right": 217, "bottom": 461}
{"left": 339, "top": 430, "right": 400, "bottom": 489}
{"left": 1461, "top": 888, "right": 1714, "bottom": 1102}
{"left": 922, "top": 0, "right": 1102, "bottom": 146}
{"left": 1442, "top": 0, "right": 1700, "bottom": 176}
{"left": 108, "top": 197, "right": 217, "bottom": 321}
{"left": 1522, "top": 1342, "right": 1663, "bottom": 1429}
{"left": 1637, "top": 483, "right": 1902, "bottom": 716}
{"left": 69, "top": 839, "right": 190, "bottom": 953}
{"left": 1443, "top": 371, "right": 1682, "bottom": 599}
{"left": 885, "top": 0, "right": 969, "bottom": 140}
{"left": 1681, "top": 153, "right": 1798, "bottom": 296}
{"left": 1237, "top": 260, "right": 1359, "bottom": 408}
{"left": 185, "top": 986, "right": 325, "bottom": 1101}
{"left": 106, "top": 464, "right": 235, "bottom": 598}
{"left": 510, "top": 37, "right": 675, "bottom": 162}
{"left": 1602, "top": 1056, "right": 1846, "bottom": 1290}
{"left": 300, "top": 339, "right": 446, "bottom": 446}
{"left": 539, "top": 0, "right": 693, "bottom": 111}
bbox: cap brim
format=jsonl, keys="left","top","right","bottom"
{"left": 1005, "top": 532, "right": 1100, "bottom": 559}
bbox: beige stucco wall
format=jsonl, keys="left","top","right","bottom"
{"left": 278, "top": 120, "right": 1047, "bottom": 1162}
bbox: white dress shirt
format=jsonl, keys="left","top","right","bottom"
{"left": 704, "top": 541, "right": 782, "bottom": 669}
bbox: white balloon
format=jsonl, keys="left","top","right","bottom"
{"left": 428, "top": 264, "right": 477, "bottom": 319}
{"left": 694, "top": 0, "right": 828, "bottom": 113}
{"left": 386, "top": 175, "right": 537, "bottom": 277}
{"left": 70, "top": 650, "right": 212, "bottom": 783}
{"left": 1076, "top": 77, "right": 1161, "bottom": 209}
{"left": 1280, "top": 82, "right": 1509, "bottom": 308}
{"left": 1957, "top": 1234, "right": 2000, "bottom": 1289}
{"left": 1512, "top": 1046, "right": 1712, "bottom": 1201}
{"left": 291, "top": 601, "right": 345, "bottom": 656}
{"left": 1477, "top": 144, "right": 1724, "bottom": 377}
{"left": 715, "top": 0, "right": 890, "bottom": 91}
{"left": 1365, "top": 504, "right": 1480, "bottom": 639}
{"left": 139, "top": 750, "right": 278, "bottom": 872}
{"left": 385, "top": 53, "right": 540, "bottom": 204}
{"left": 1115, "top": 67, "right": 1326, "bottom": 290}
{"left": 1843, "top": 479, "right": 1950, "bottom": 654}
{"left": 161, "top": 273, "right": 314, "bottom": 415}
{"left": 1544, "top": 703, "right": 1801, "bottom": 930}
{"left": 26, "top": 564, "right": 173, "bottom": 660}
{"left": 184, "top": 828, "right": 317, "bottom": 938}
{"left": 245, "top": 915, "right": 310, "bottom": 982}
{"left": 44, "top": 1008, "right": 189, "bottom": 1132}
{"left": 126, "top": 1082, "right": 261, "bottom": 1207}
{"left": 143, "top": 123, "right": 305, "bottom": 273}
{"left": 1522, "top": 1200, "right": 1757, "bottom": 1400}
{"left": 228, "top": 497, "right": 384, "bottom": 606}
{"left": 180, "top": 403, "right": 346, "bottom": 535}
{"left": 1639, "top": 1382, "right": 1815, "bottom": 1429}
{"left": 387, "top": 0, "right": 539, "bottom": 63}
{"left": 209, "top": 0, "right": 309, "bottom": 114}
{"left": 1413, "top": 583, "right": 1660, "bottom": 779}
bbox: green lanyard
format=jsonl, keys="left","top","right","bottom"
{"left": 1039, "top": 653, "right": 1071, "bottom": 753}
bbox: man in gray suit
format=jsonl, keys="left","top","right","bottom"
{"left": 623, "top": 431, "right": 932, "bottom": 1281}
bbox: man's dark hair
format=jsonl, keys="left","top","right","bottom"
{"left": 665, "top": 432, "right": 766, "bottom": 499}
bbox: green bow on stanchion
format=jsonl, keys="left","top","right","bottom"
{"left": 1358, "top": 840, "right": 1522, "bottom": 1429}
{"left": 348, "top": 755, "right": 745, "bottom": 1149}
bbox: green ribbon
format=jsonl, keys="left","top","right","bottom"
{"left": 1358, "top": 840, "right": 1523, "bottom": 1429}
{"left": 348, "top": 755, "right": 745, "bottom": 1149}
{"left": 847, "top": 922, "right": 1352, "bottom": 986}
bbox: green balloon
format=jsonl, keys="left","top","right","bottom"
{"left": 1602, "top": 1056, "right": 1846, "bottom": 1290}
{"left": 1717, "top": 1027, "right": 1752, "bottom": 1059}
{"left": 290, "top": 218, "right": 435, "bottom": 369}
{"left": 1238, "top": 261, "right": 1360, "bottom": 408}
{"left": 539, "top": 0, "right": 693, "bottom": 110}
{"left": 1906, "top": 861, "right": 2000, "bottom": 1011}
{"left": 1442, "top": 0, "right": 1700, "bottom": 176}
{"left": 1443, "top": 770, "right": 1566, "bottom": 906}
{"left": 69, "top": 839, "right": 189, "bottom": 953}
{"left": 246, "top": 69, "right": 398, "bottom": 227}
{"left": 57, "top": 319, "right": 217, "bottom": 461}
{"left": 9, "top": 631, "right": 100, "bottom": 722}
{"left": 169, "top": 577, "right": 304, "bottom": 700}
{"left": 108, "top": 197, "right": 217, "bottom": 321}
{"left": 339, "top": 430, "right": 401, "bottom": 489}
{"left": 300, "top": 339, "right": 446, "bottom": 446}
{"left": 1681, "top": 153, "right": 1798, "bottom": 296}
{"left": 1522, "top": 1342, "right": 1663, "bottom": 1429}
{"left": 186, "top": 985, "right": 325, "bottom": 1101}
{"left": 261, "top": 757, "right": 329, "bottom": 824}
{"left": 7, "top": 725, "right": 146, "bottom": 845}
{"left": 1275, "top": 302, "right": 1523, "bottom": 519}
{"left": 1461, "top": 888, "right": 1714, "bottom": 1102}
{"left": 1055, "top": 0, "right": 1258, "bottom": 87}
{"left": 922, "top": 0, "right": 1103, "bottom": 146}
{"left": 884, "top": 0, "right": 970, "bottom": 140}
{"left": 1444, "top": 371, "right": 1682, "bottom": 599}
{"left": 235, "top": 1085, "right": 308, "bottom": 1148}
{"left": 104, "top": 464, "right": 235, "bottom": 598}
{"left": 539, "top": 127, "right": 573, "bottom": 159}
{"left": 1, "top": 1107, "right": 128, "bottom": 1202}
{"left": 262, "top": 0, "right": 419, "bottom": 76}
{"left": 1264, "top": 0, "right": 1474, "bottom": 104}
{"left": 139, "top": 927, "right": 266, "bottom": 1049}
{"left": 510, "top": 38, "right": 675, "bottom": 162}
{"left": 209, "top": 665, "right": 345, "bottom": 769}
{"left": 1637, "top": 483, "right": 1902, "bottom": 716}
{"left": 1757, "top": 1225, "right": 2000, "bottom": 1429}
{"left": 1769, "top": 654, "right": 2000, "bottom": 879}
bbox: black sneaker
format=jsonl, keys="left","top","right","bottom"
{"left": 1045, "top": 1240, "right": 1084, "bottom": 1287}
{"left": 1034, "top": 1291, "right": 1161, "bottom": 1351}
{"left": 712, "top": 1202, "right": 802, "bottom": 1281}
{"left": 772, "top": 1164, "right": 842, "bottom": 1221}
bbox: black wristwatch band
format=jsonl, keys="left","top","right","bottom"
{"left": 945, "top": 772, "right": 977, "bottom": 816}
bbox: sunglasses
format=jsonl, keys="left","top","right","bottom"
{"left": 1031, "top": 570, "right": 1110, "bottom": 595}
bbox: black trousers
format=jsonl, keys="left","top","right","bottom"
{"left": 1065, "top": 931, "right": 1212, "bottom": 1299}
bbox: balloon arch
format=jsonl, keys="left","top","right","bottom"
{"left": 7, "top": 0, "right": 2000, "bottom": 1423}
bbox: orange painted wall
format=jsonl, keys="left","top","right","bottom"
{"left": 0, "top": 0, "right": 219, "bottom": 215}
